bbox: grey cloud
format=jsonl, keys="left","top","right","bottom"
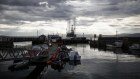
{"left": 110, "top": 24, "right": 120, "bottom": 27}
{"left": 109, "top": 0, "right": 139, "bottom": 5}
{"left": 0, "top": 0, "right": 140, "bottom": 28}
{"left": 0, "top": 27, "right": 19, "bottom": 36}
{"left": 133, "top": 25, "right": 140, "bottom": 27}
{"left": 101, "top": 0, "right": 140, "bottom": 17}
{"left": 103, "top": 6, "right": 119, "bottom": 11}
{"left": 0, "top": 0, "right": 74, "bottom": 25}
{"left": 125, "top": 24, "right": 140, "bottom": 27}
{"left": 0, "top": 0, "right": 43, "bottom": 6}
{"left": 76, "top": 0, "right": 140, "bottom": 18}
{"left": 119, "top": 27, "right": 140, "bottom": 34}
{"left": 46, "top": 0, "right": 66, "bottom": 7}
{"left": 77, "top": 19, "right": 96, "bottom": 26}
{"left": 46, "top": 4, "right": 74, "bottom": 20}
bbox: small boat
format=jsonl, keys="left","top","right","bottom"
{"left": 41, "top": 44, "right": 48, "bottom": 50}
{"left": 32, "top": 45, "right": 42, "bottom": 51}
{"left": 129, "top": 44, "right": 140, "bottom": 50}
{"left": 69, "top": 50, "right": 81, "bottom": 61}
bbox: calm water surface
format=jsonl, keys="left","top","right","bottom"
{"left": 42, "top": 44, "right": 140, "bottom": 79}
{"left": 0, "top": 44, "right": 140, "bottom": 79}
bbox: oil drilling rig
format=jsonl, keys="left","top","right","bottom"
{"left": 66, "top": 18, "right": 76, "bottom": 37}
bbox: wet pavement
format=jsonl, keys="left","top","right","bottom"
{"left": 1, "top": 44, "right": 140, "bottom": 79}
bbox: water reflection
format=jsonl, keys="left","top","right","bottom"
{"left": 69, "top": 61, "right": 81, "bottom": 66}
{"left": 1, "top": 44, "right": 140, "bottom": 79}
{"left": 40, "top": 44, "right": 140, "bottom": 79}
{"left": 67, "top": 44, "right": 140, "bottom": 62}
{"left": 68, "top": 44, "right": 139, "bottom": 61}
{"left": 13, "top": 41, "right": 32, "bottom": 49}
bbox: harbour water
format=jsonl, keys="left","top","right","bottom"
{"left": 1, "top": 44, "right": 140, "bottom": 79}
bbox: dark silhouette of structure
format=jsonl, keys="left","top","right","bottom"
{"left": 66, "top": 18, "right": 76, "bottom": 37}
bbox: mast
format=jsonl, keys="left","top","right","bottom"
{"left": 67, "top": 20, "right": 71, "bottom": 33}
{"left": 116, "top": 30, "right": 118, "bottom": 41}
{"left": 37, "top": 30, "right": 38, "bottom": 36}
{"left": 66, "top": 18, "right": 76, "bottom": 37}
{"left": 73, "top": 17, "right": 76, "bottom": 32}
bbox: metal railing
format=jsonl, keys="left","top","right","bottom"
{"left": 0, "top": 48, "right": 49, "bottom": 61}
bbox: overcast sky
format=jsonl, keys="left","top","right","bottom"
{"left": 0, "top": 0, "right": 140, "bottom": 36}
